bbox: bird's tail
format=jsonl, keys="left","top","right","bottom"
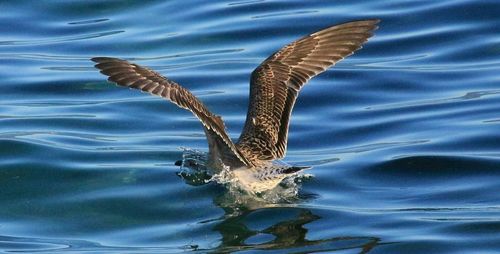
{"left": 282, "top": 166, "right": 311, "bottom": 174}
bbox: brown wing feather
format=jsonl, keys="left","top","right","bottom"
{"left": 91, "top": 57, "right": 252, "bottom": 167}
{"left": 237, "top": 19, "right": 380, "bottom": 162}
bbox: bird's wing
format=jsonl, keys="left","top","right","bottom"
{"left": 237, "top": 19, "right": 379, "bottom": 162}
{"left": 91, "top": 57, "right": 252, "bottom": 167}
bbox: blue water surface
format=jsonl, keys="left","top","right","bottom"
{"left": 1, "top": 0, "right": 500, "bottom": 253}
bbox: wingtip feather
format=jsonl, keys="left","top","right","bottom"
{"left": 91, "top": 57, "right": 123, "bottom": 64}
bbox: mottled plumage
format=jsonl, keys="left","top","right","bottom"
{"left": 92, "top": 19, "right": 379, "bottom": 193}
{"left": 238, "top": 20, "right": 379, "bottom": 163}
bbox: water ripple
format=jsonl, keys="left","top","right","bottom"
{"left": 366, "top": 89, "right": 500, "bottom": 110}
{"left": 252, "top": 10, "right": 319, "bottom": 19}
{"left": 0, "top": 30, "right": 123, "bottom": 46}
{"left": 1, "top": 0, "right": 500, "bottom": 253}
{"left": 227, "top": 0, "right": 265, "bottom": 6}
{"left": 67, "top": 18, "right": 109, "bottom": 25}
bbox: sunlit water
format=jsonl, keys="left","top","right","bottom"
{"left": 1, "top": 1, "right": 500, "bottom": 253}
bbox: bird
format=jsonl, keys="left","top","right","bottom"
{"left": 91, "top": 19, "right": 379, "bottom": 194}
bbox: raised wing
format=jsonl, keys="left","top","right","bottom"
{"left": 91, "top": 57, "right": 252, "bottom": 167}
{"left": 237, "top": 19, "right": 379, "bottom": 162}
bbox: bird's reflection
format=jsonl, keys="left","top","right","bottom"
{"left": 209, "top": 207, "right": 380, "bottom": 253}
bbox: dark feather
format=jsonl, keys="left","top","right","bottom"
{"left": 237, "top": 19, "right": 380, "bottom": 162}
{"left": 91, "top": 57, "right": 252, "bottom": 167}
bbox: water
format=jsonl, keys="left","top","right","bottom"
{"left": 1, "top": 0, "right": 499, "bottom": 253}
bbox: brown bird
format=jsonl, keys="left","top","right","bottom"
{"left": 92, "top": 19, "right": 379, "bottom": 193}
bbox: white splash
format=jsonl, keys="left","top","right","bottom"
{"left": 177, "top": 147, "right": 313, "bottom": 204}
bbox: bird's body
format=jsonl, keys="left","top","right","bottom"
{"left": 232, "top": 165, "right": 289, "bottom": 194}
{"left": 231, "top": 163, "right": 310, "bottom": 193}
{"left": 92, "top": 19, "right": 379, "bottom": 194}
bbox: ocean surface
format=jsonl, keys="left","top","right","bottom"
{"left": 1, "top": 0, "right": 500, "bottom": 253}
